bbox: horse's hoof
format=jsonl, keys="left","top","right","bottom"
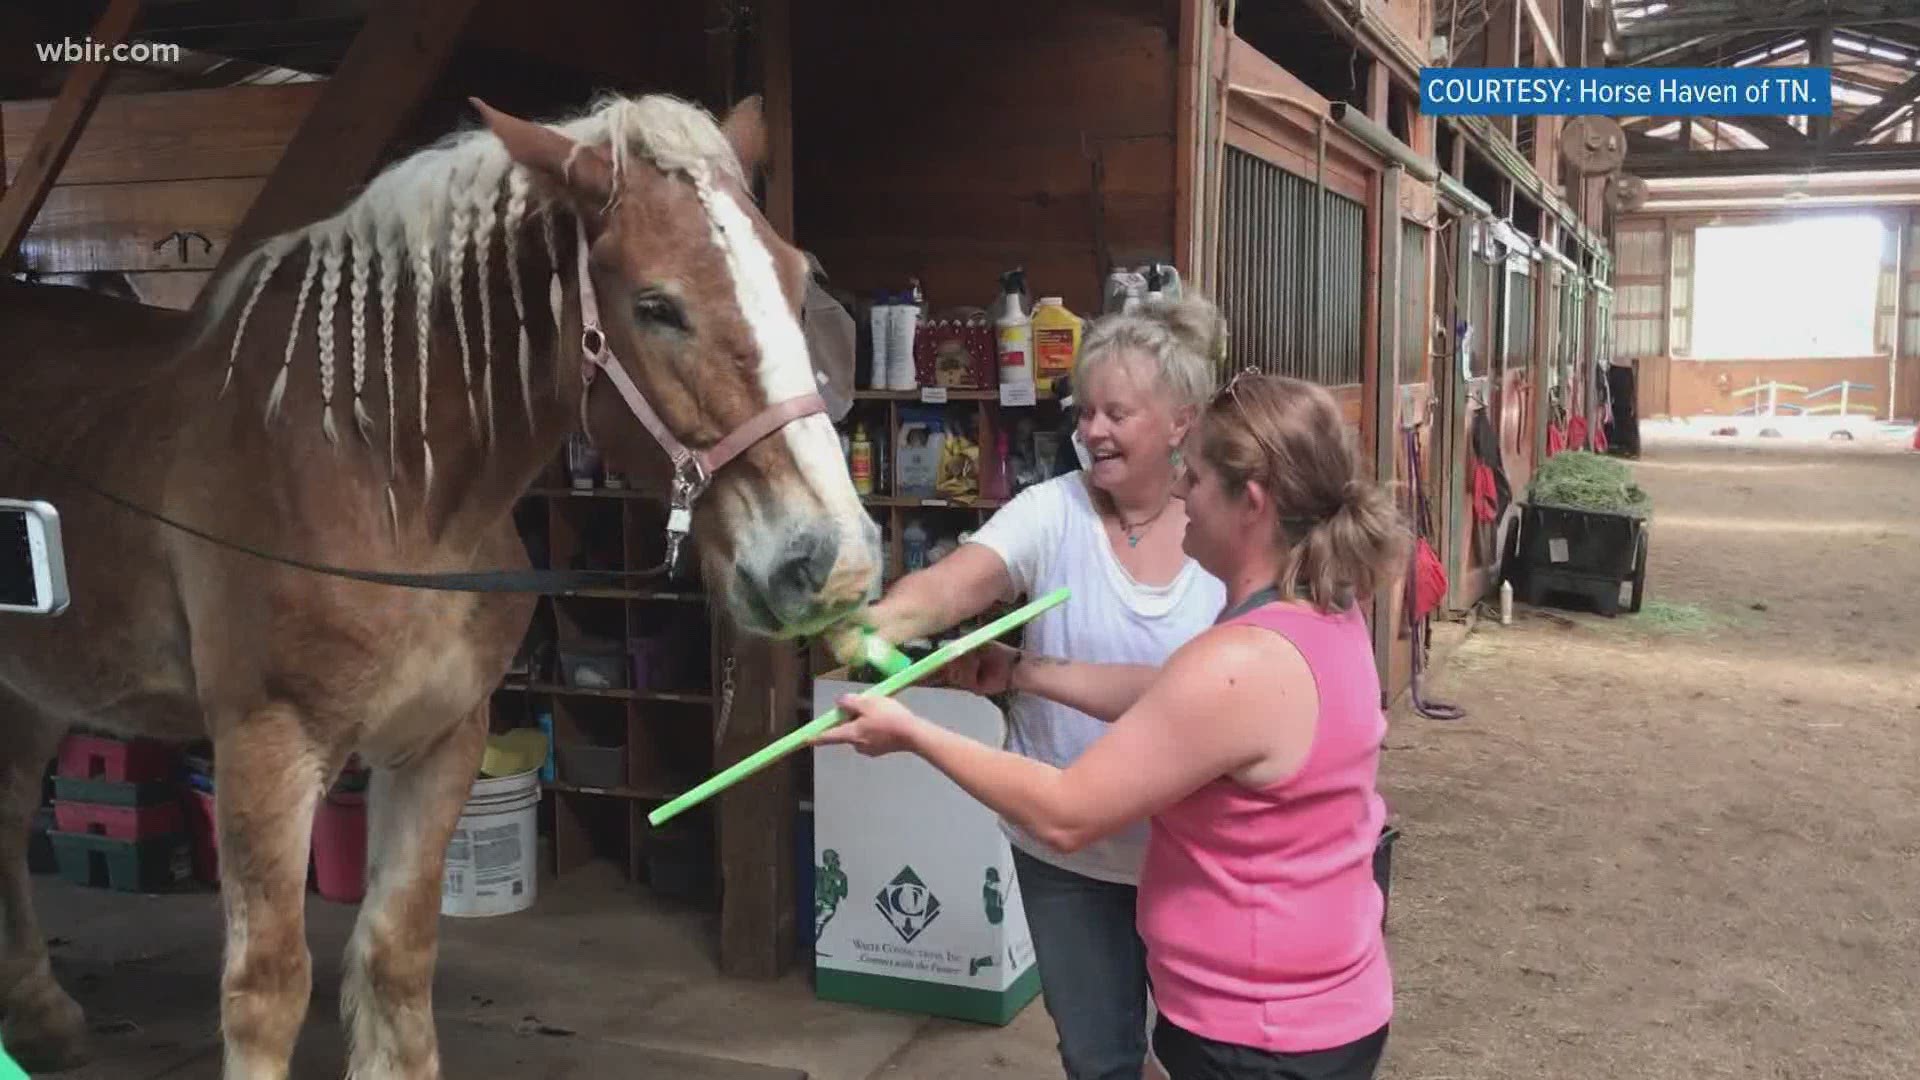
{"left": 3, "top": 993, "right": 92, "bottom": 1073}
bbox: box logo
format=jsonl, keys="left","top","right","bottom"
{"left": 875, "top": 866, "right": 941, "bottom": 943}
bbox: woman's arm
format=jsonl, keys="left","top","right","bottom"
{"left": 1008, "top": 653, "right": 1161, "bottom": 724}
{"left": 820, "top": 625, "right": 1313, "bottom": 853}
{"left": 824, "top": 544, "right": 1016, "bottom": 666}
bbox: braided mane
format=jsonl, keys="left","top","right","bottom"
{"left": 194, "top": 92, "right": 745, "bottom": 520}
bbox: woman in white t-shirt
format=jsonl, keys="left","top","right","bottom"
{"left": 828, "top": 297, "right": 1227, "bottom": 1080}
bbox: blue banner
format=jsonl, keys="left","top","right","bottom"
{"left": 1420, "top": 67, "right": 1832, "bottom": 116}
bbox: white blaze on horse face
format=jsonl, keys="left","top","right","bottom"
{"left": 695, "top": 181, "right": 868, "bottom": 549}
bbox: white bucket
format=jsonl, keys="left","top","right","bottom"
{"left": 440, "top": 767, "right": 540, "bottom": 918}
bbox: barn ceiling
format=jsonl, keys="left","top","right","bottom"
{"left": 1608, "top": 0, "right": 1920, "bottom": 176}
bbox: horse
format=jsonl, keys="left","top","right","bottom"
{"left": 0, "top": 91, "right": 882, "bottom": 1078}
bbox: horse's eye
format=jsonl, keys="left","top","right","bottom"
{"left": 632, "top": 293, "right": 688, "bottom": 332}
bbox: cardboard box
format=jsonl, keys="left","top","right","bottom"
{"left": 810, "top": 677, "right": 1040, "bottom": 1025}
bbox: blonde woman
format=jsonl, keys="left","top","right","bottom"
{"left": 828, "top": 298, "right": 1228, "bottom": 1080}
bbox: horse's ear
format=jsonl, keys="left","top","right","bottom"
{"left": 719, "top": 94, "right": 768, "bottom": 179}
{"left": 469, "top": 96, "right": 612, "bottom": 203}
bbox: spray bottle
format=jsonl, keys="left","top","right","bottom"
{"left": 995, "top": 269, "right": 1034, "bottom": 388}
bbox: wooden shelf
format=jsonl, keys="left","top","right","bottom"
{"left": 499, "top": 680, "right": 715, "bottom": 705}
{"left": 852, "top": 388, "right": 1057, "bottom": 402}
{"left": 548, "top": 780, "right": 680, "bottom": 801}
{"left": 861, "top": 495, "right": 1005, "bottom": 510}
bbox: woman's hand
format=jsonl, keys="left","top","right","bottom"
{"left": 810, "top": 694, "right": 930, "bottom": 757}
{"left": 936, "top": 642, "right": 1021, "bottom": 696}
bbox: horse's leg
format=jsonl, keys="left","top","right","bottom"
{"left": 0, "top": 706, "right": 86, "bottom": 1071}
{"left": 215, "top": 705, "right": 327, "bottom": 1080}
{"left": 342, "top": 707, "right": 484, "bottom": 1080}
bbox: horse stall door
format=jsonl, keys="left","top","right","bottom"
{"left": 1433, "top": 214, "right": 1469, "bottom": 607}
{"left": 1498, "top": 251, "right": 1537, "bottom": 493}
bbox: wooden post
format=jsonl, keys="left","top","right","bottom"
{"left": 713, "top": 619, "right": 799, "bottom": 979}
{"left": 1445, "top": 199, "right": 1475, "bottom": 609}
{"left": 0, "top": 0, "right": 140, "bottom": 267}
{"left": 1371, "top": 165, "right": 1402, "bottom": 697}
{"left": 713, "top": 0, "right": 798, "bottom": 981}
{"left": 1174, "top": 0, "right": 1204, "bottom": 279}
{"left": 201, "top": 0, "right": 482, "bottom": 288}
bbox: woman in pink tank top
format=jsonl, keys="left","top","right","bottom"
{"left": 816, "top": 371, "right": 1409, "bottom": 1080}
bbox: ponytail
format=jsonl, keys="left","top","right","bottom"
{"left": 1276, "top": 476, "right": 1407, "bottom": 613}
{"left": 1201, "top": 374, "right": 1411, "bottom": 613}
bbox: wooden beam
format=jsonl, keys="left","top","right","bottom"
{"left": 1521, "top": 0, "right": 1565, "bottom": 66}
{"left": 202, "top": 0, "right": 482, "bottom": 288}
{"left": 1834, "top": 67, "right": 1920, "bottom": 144}
{"left": 1740, "top": 113, "right": 1815, "bottom": 148}
{"left": 0, "top": 0, "right": 140, "bottom": 266}
{"left": 1630, "top": 142, "right": 1920, "bottom": 176}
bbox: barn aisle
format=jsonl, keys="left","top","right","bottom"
{"left": 1378, "top": 432, "right": 1920, "bottom": 1079}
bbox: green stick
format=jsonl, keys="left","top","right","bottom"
{"left": 646, "top": 586, "right": 1071, "bottom": 827}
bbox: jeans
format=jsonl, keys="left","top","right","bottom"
{"left": 1012, "top": 847, "right": 1150, "bottom": 1080}
{"left": 1152, "top": 1018, "right": 1388, "bottom": 1080}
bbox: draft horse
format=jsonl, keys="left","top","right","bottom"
{"left": 0, "top": 92, "right": 880, "bottom": 1078}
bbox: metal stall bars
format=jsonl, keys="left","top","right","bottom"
{"left": 1218, "top": 146, "right": 1366, "bottom": 388}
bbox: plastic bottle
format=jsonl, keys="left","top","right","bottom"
{"left": 868, "top": 292, "right": 893, "bottom": 391}
{"left": 850, "top": 426, "right": 874, "bottom": 495}
{"left": 888, "top": 287, "right": 920, "bottom": 391}
{"left": 995, "top": 270, "right": 1034, "bottom": 389}
{"left": 1499, "top": 579, "right": 1514, "bottom": 625}
{"left": 1031, "top": 297, "right": 1084, "bottom": 396}
{"left": 902, "top": 518, "right": 929, "bottom": 572}
{"left": 982, "top": 429, "right": 1011, "bottom": 502}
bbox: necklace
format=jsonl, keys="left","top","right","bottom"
{"left": 1115, "top": 497, "right": 1172, "bottom": 548}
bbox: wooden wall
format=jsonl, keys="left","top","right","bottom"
{"left": 3, "top": 83, "right": 319, "bottom": 309}
{"left": 790, "top": 0, "right": 1180, "bottom": 315}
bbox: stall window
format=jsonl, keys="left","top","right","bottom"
{"left": 1470, "top": 241, "right": 1496, "bottom": 381}
{"left": 1504, "top": 260, "right": 1534, "bottom": 373}
{"left": 1400, "top": 220, "right": 1429, "bottom": 385}
{"left": 1218, "top": 147, "right": 1366, "bottom": 387}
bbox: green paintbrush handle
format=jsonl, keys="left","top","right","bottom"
{"left": 646, "top": 586, "right": 1071, "bottom": 827}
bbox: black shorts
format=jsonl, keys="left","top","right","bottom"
{"left": 1151, "top": 1016, "right": 1388, "bottom": 1080}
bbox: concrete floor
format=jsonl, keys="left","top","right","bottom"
{"left": 36, "top": 860, "right": 1066, "bottom": 1080}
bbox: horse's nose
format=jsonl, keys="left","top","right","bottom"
{"left": 766, "top": 524, "right": 841, "bottom": 612}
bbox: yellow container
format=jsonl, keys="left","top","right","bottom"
{"left": 1030, "top": 297, "right": 1083, "bottom": 396}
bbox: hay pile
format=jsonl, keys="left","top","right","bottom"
{"left": 1527, "top": 451, "right": 1653, "bottom": 518}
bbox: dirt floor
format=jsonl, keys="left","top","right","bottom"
{"left": 1377, "top": 431, "right": 1920, "bottom": 1079}
{"left": 27, "top": 430, "right": 1920, "bottom": 1079}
